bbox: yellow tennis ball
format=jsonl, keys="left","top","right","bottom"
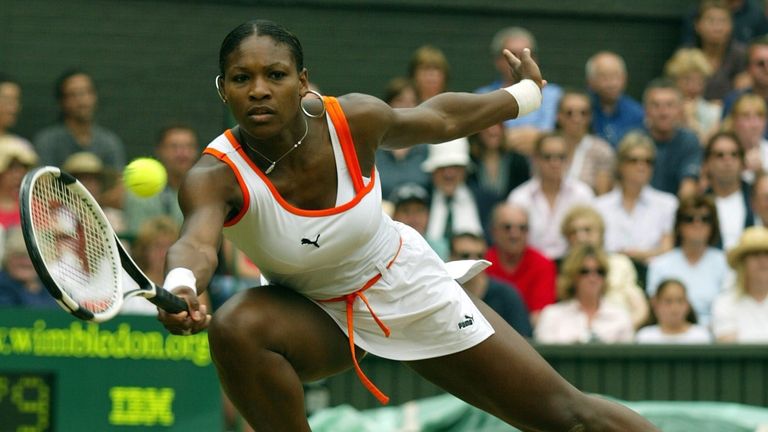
{"left": 123, "top": 157, "right": 167, "bottom": 198}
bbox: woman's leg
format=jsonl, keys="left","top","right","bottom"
{"left": 405, "top": 298, "right": 659, "bottom": 432}
{"left": 208, "top": 285, "right": 358, "bottom": 432}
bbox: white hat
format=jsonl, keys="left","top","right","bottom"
{"left": 727, "top": 226, "right": 768, "bottom": 268}
{"left": 421, "top": 137, "right": 470, "bottom": 173}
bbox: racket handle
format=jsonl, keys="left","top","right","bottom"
{"left": 151, "top": 287, "right": 189, "bottom": 314}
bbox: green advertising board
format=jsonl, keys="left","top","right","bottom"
{"left": 0, "top": 308, "right": 222, "bottom": 431}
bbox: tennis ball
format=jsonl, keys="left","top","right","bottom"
{"left": 123, "top": 157, "right": 167, "bottom": 198}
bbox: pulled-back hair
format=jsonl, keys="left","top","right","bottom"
{"left": 219, "top": 20, "right": 304, "bottom": 76}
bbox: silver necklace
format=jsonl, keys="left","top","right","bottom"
{"left": 244, "top": 115, "right": 309, "bottom": 174}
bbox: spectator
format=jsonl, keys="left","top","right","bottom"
{"left": 560, "top": 205, "right": 650, "bottom": 328}
{"left": 646, "top": 195, "right": 728, "bottom": 327}
{"left": 595, "top": 132, "right": 677, "bottom": 270}
{"left": 636, "top": 279, "right": 713, "bottom": 344}
{"left": 535, "top": 244, "right": 634, "bottom": 344}
{"left": 475, "top": 26, "right": 563, "bottom": 155}
{"left": 0, "top": 227, "right": 57, "bottom": 309}
{"left": 388, "top": 182, "right": 448, "bottom": 257}
{"left": 62, "top": 152, "right": 125, "bottom": 235}
{"left": 750, "top": 171, "right": 768, "bottom": 226}
{"left": 449, "top": 231, "right": 532, "bottom": 338}
{"left": 123, "top": 123, "right": 200, "bottom": 236}
{"left": 702, "top": 131, "right": 753, "bottom": 249}
{"left": 680, "top": 0, "right": 768, "bottom": 46}
{"left": 507, "top": 133, "right": 594, "bottom": 260}
{"left": 0, "top": 74, "right": 32, "bottom": 148}
{"left": 684, "top": 0, "right": 748, "bottom": 102}
{"left": 485, "top": 203, "right": 557, "bottom": 324}
{"left": 723, "top": 92, "right": 768, "bottom": 180}
{"left": 721, "top": 35, "right": 768, "bottom": 128}
{"left": 467, "top": 122, "right": 530, "bottom": 212}
{"left": 586, "top": 51, "right": 645, "bottom": 148}
{"left": 556, "top": 89, "right": 616, "bottom": 195}
{"left": 33, "top": 69, "right": 126, "bottom": 169}
{"left": 643, "top": 78, "right": 703, "bottom": 198}
{"left": 375, "top": 77, "right": 430, "bottom": 199}
{"left": 408, "top": 45, "right": 449, "bottom": 102}
{"left": 712, "top": 226, "right": 768, "bottom": 342}
{"left": 0, "top": 138, "right": 37, "bottom": 228}
{"left": 664, "top": 47, "right": 723, "bottom": 143}
{"left": 422, "top": 138, "right": 485, "bottom": 260}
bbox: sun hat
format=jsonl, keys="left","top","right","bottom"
{"left": 62, "top": 152, "right": 104, "bottom": 175}
{"left": 727, "top": 226, "right": 768, "bottom": 268}
{"left": 421, "top": 137, "right": 470, "bottom": 173}
{"left": 0, "top": 136, "right": 37, "bottom": 171}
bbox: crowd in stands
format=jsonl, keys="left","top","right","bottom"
{"left": 3, "top": 0, "right": 768, "bottom": 348}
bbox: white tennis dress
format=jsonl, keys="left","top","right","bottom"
{"left": 203, "top": 97, "right": 494, "bottom": 403}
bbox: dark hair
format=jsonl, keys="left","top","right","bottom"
{"left": 155, "top": 122, "right": 198, "bottom": 147}
{"left": 646, "top": 278, "right": 698, "bottom": 325}
{"left": 54, "top": 69, "right": 91, "bottom": 101}
{"left": 382, "top": 76, "right": 415, "bottom": 106}
{"left": 449, "top": 232, "right": 486, "bottom": 256}
{"left": 219, "top": 20, "right": 304, "bottom": 76}
{"left": 704, "top": 130, "right": 745, "bottom": 162}
{"left": 674, "top": 194, "right": 721, "bottom": 247}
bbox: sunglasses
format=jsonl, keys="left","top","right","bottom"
{"left": 455, "top": 252, "right": 486, "bottom": 260}
{"left": 539, "top": 153, "right": 567, "bottom": 162}
{"left": 623, "top": 156, "right": 655, "bottom": 165}
{"left": 579, "top": 267, "right": 606, "bottom": 277}
{"left": 499, "top": 223, "right": 529, "bottom": 232}
{"left": 562, "top": 108, "right": 590, "bottom": 118}
{"left": 680, "top": 214, "right": 712, "bottom": 224}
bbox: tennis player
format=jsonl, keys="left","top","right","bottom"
{"left": 157, "top": 19, "right": 659, "bottom": 432}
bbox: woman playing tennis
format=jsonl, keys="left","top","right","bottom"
{"left": 157, "top": 19, "right": 658, "bottom": 431}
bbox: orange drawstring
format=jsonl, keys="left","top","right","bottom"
{"left": 319, "top": 237, "right": 402, "bottom": 405}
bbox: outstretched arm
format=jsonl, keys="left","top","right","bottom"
{"left": 380, "top": 48, "right": 545, "bottom": 149}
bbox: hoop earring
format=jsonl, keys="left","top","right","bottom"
{"left": 214, "top": 75, "right": 226, "bottom": 103}
{"left": 301, "top": 89, "right": 326, "bottom": 118}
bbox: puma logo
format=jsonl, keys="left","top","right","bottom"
{"left": 458, "top": 314, "right": 474, "bottom": 329}
{"left": 301, "top": 234, "right": 321, "bottom": 248}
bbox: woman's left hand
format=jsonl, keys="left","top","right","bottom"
{"left": 503, "top": 48, "right": 546, "bottom": 89}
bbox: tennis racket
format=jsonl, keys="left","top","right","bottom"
{"left": 19, "top": 166, "right": 188, "bottom": 322}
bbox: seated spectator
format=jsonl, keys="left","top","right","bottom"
{"left": 62, "top": 152, "right": 125, "bottom": 234}
{"left": 636, "top": 279, "right": 712, "bottom": 344}
{"left": 475, "top": 26, "right": 563, "bottom": 155}
{"left": 0, "top": 74, "right": 32, "bottom": 148}
{"left": 507, "top": 133, "right": 594, "bottom": 260}
{"left": 408, "top": 45, "right": 449, "bottom": 102}
{"left": 535, "top": 244, "right": 634, "bottom": 344}
{"left": 33, "top": 69, "right": 126, "bottom": 169}
{"left": 721, "top": 35, "right": 768, "bottom": 129}
{"left": 683, "top": 0, "right": 747, "bottom": 102}
{"left": 422, "top": 138, "right": 485, "bottom": 259}
{"left": 556, "top": 89, "right": 615, "bottom": 195}
{"left": 375, "top": 77, "right": 429, "bottom": 199}
{"left": 560, "top": 205, "right": 649, "bottom": 328}
{"left": 723, "top": 92, "right": 768, "bottom": 181}
{"left": 664, "top": 47, "right": 723, "bottom": 143}
{"left": 643, "top": 78, "right": 703, "bottom": 198}
{"left": 449, "top": 231, "right": 532, "bottom": 337}
{"left": 586, "top": 51, "right": 645, "bottom": 148}
{"left": 484, "top": 203, "right": 556, "bottom": 324}
{"left": 712, "top": 226, "right": 768, "bottom": 342}
{"left": 647, "top": 195, "right": 729, "bottom": 327}
{"left": 680, "top": 0, "right": 768, "bottom": 46}
{"left": 388, "top": 182, "right": 447, "bottom": 258}
{"left": 0, "top": 138, "right": 37, "bottom": 228}
{"left": 0, "top": 227, "right": 57, "bottom": 309}
{"left": 595, "top": 132, "right": 677, "bottom": 268}
{"left": 467, "top": 122, "right": 530, "bottom": 208}
{"left": 702, "top": 131, "right": 753, "bottom": 249}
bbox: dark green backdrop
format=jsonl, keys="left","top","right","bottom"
{"left": 2, "top": 0, "right": 693, "bottom": 158}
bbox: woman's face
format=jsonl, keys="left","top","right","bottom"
{"left": 557, "top": 94, "right": 591, "bottom": 138}
{"left": 477, "top": 123, "right": 504, "bottom": 151}
{"left": 567, "top": 216, "right": 602, "bottom": 248}
{"left": 678, "top": 206, "right": 713, "bottom": 246}
{"left": 574, "top": 256, "right": 606, "bottom": 302}
{"left": 222, "top": 35, "right": 307, "bottom": 139}
{"left": 619, "top": 146, "right": 654, "bottom": 187}
{"left": 696, "top": 7, "right": 733, "bottom": 46}
{"left": 652, "top": 283, "right": 690, "bottom": 328}
{"left": 0, "top": 82, "right": 21, "bottom": 131}
{"left": 413, "top": 66, "right": 445, "bottom": 100}
{"left": 744, "top": 251, "right": 768, "bottom": 286}
{"left": 675, "top": 71, "right": 706, "bottom": 100}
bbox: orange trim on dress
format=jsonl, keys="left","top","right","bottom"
{"left": 318, "top": 236, "right": 403, "bottom": 405}
{"left": 202, "top": 145, "right": 250, "bottom": 226}
{"left": 324, "top": 96, "right": 365, "bottom": 193}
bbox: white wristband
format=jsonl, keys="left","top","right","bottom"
{"left": 163, "top": 267, "right": 197, "bottom": 291}
{"left": 504, "top": 79, "right": 542, "bottom": 117}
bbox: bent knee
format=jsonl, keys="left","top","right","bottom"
{"left": 208, "top": 286, "right": 283, "bottom": 356}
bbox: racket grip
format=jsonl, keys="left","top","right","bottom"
{"left": 152, "top": 287, "right": 189, "bottom": 314}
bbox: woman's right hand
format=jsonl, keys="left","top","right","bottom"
{"left": 503, "top": 48, "right": 546, "bottom": 89}
{"left": 157, "top": 286, "right": 212, "bottom": 335}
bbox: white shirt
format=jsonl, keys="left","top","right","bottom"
{"left": 712, "top": 290, "right": 768, "bottom": 343}
{"left": 635, "top": 325, "right": 712, "bottom": 344}
{"left": 534, "top": 299, "right": 634, "bottom": 344}
{"left": 595, "top": 186, "right": 678, "bottom": 254}
{"left": 507, "top": 177, "right": 594, "bottom": 259}
{"left": 715, "top": 190, "right": 746, "bottom": 251}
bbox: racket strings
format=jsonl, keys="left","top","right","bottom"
{"left": 30, "top": 175, "right": 121, "bottom": 314}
